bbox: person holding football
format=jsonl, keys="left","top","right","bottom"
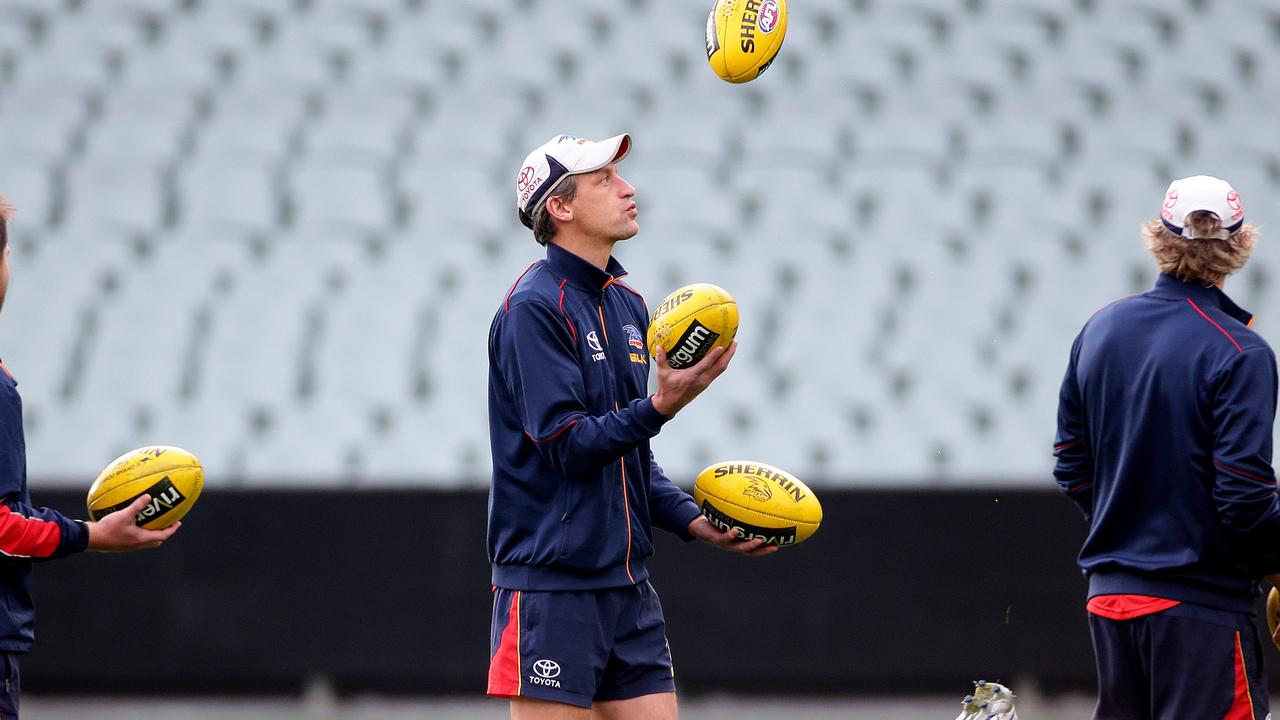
{"left": 0, "top": 193, "right": 179, "bottom": 720}
{"left": 485, "top": 133, "right": 774, "bottom": 720}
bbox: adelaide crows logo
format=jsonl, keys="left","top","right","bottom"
{"left": 623, "top": 325, "right": 644, "bottom": 350}
{"left": 622, "top": 324, "right": 647, "bottom": 364}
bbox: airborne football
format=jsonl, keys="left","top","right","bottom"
{"left": 706, "top": 0, "right": 788, "bottom": 83}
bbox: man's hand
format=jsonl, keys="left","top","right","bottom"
{"left": 87, "top": 495, "right": 181, "bottom": 552}
{"left": 651, "top": 341, "right": 736, "bottom": 417}
{"left": 687, "top": 515, "right": 778, "bottom": 557}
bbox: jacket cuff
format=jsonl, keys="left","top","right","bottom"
{"left": 637, "top": 396, "right": 673, "bottom": 431}
{"left": 60, "top": 519, "right": 91, "bottom": 555}
{"left": 670, "top": 497, "right": 704, "bottom": 542}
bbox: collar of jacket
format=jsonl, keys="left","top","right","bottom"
{"left": 1148, "top": 272, "right": 1254, "bottom": 326}
{"left": 545, "top": 242, "right": 628, "bottom": 293}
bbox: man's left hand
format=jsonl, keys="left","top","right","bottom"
{"left": 687, "top": 515, "right": 778, "bottom": 557}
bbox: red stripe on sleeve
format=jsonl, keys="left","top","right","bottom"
{"left": 524, "top": 419, "right": 579, "bottom": 445}
{"left": 1214, "top": 459, "right": 1275, "bottom": 486}
{"left": 486, "top": 591, "right": 522, "bottom": 698}
{"left": 0, "top": 504, "right": 63, "bottom": 558}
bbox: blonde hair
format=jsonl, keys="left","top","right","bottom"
{"left": 1142, "top": 211, "right": 1257, "bottom": 287}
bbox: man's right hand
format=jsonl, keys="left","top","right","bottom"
{"left": 87, "top": 494, "right": 181, "bottom": 552}
{"left": 651, "top": 340, "right": 736, "bottom": 417}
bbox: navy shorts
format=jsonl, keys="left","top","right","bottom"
{"left": 1090, "top": 602, "right": 1268, "bottom": 720}
{"left": 487, "top": 580, "right": 677, "bottom": 708}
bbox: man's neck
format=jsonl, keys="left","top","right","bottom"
{"left": 550, "top": 233, "right": 613, "bottom": 271}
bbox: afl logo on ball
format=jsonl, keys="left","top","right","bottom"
{"left": 534, "top": 659, "right": 561, "bottom": 679}
{"left": 758, "top": 0, "right": 780, "bottom": 33}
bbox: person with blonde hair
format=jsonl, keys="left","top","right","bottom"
{"left": 1055, "top": 175, "right": 1277, "bottom": 719}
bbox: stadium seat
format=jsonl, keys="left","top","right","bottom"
{"left": 178, "top": 157, "right": 281, "bottom": 238}
{"left": 0, "top": 88, "right": 87, "bottom": 165}
{"left": 82, "top": 90, "right": 196, "bottom": 166}
{"left": 0, "top": 161, "right": 57, "bottom": 231}
{"left": 304, "top": 99, "right": 416, "bottom": 166}
{"left": 287, "top": 157, "right": 394, "bottom": 237}
{"left": 62, "top": 160, "right": 167, "bottom": 239}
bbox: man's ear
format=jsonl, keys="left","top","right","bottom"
{"left": 546, "top": 194, "right": 573, "bottom": 224}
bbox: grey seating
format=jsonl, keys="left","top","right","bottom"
{"left": 4, "top": 0, "right": 1279, "bottom": 486}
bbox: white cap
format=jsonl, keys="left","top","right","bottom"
{"left": 515, "top": 133, "right": 632, "bottom": 229}
{"left": 1159, "top": 175, "right": 1244, "bottom": 240}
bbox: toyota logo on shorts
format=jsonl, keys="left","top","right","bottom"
{"left": 533, "top": 659, "right": 561, "bottom": 678}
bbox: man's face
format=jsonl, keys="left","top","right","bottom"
{"left": 0, "top": 245, "right": 9, "bottom": 314}
{"left": 565, "top": 163, "right": 638, "bottom": 242}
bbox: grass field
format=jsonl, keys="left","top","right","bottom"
{"left": 23, "top": 693, "right": 1100, "bottom": 719}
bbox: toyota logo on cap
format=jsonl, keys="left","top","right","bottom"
{"left": 533, "top": 659, "right": 561, "bottom": 678}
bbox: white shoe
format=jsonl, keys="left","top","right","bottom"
{"left": 954, "top": 680, "right": 1018, "bottom": 720}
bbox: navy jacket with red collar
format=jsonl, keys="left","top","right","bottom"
{"left": 487, "top": 243, "right": 701, "bottom": 591}
{"left": 0, "top": 360, "right": 90, "bottom": 652}
{"left": 1055, "top": 273, "right": 1280, "bottom": 612}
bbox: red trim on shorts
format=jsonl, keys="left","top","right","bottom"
{"left": 1086, "top": 594, "right": 1181, "bottom": 620}
{"left": 1225, "top": 631, "right": 1256, "bottom": 720}
{"left": 487, "top": 591, "right": 522, "bottom": 698}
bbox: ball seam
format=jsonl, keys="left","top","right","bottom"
{"left": 697, "top": 488, "right": 820, "bottom": 524}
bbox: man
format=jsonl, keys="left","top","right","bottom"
{"left": 0, "top": 194, "right": 180, "bottom": 719}
{"left": 1055, "top": 175, "right": 1278, "bottom": 719}
{"left": 486, "top": 134, "right": 774, "bottom": 719}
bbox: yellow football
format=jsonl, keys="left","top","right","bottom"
{"left": 647, "top": 283, "right": 738, "bottom": 369}
{"left": 87, "top": 446, "right": 204, "bottom": 529}
{"left": 694, "top": 460, "right": 822, "bottom": 546}
{"left": 1268, "top": 586, "right": 1280, "bottom": 646}
{"left": 705, "top": 0, "right": 788, "bottom": 83}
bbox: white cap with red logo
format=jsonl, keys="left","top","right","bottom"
{"left": 515, "top": 133, "right": 632, "bottom": 229}
{"left": 1159, "top": 175, "right": 1244, "bottom": 240}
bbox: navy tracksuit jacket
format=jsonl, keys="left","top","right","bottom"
{"left": 1055, "top": 273, "right": 1280, "bottom": 612}
{"left": 487, "top": 243, "right": 701, "bottom": 591}
{"left": 0, "top": 361, "right": 90, "bottom": 652}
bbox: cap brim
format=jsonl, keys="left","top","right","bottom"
{"left": 571, "top": 133, "right": 631, "bottom": 174}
